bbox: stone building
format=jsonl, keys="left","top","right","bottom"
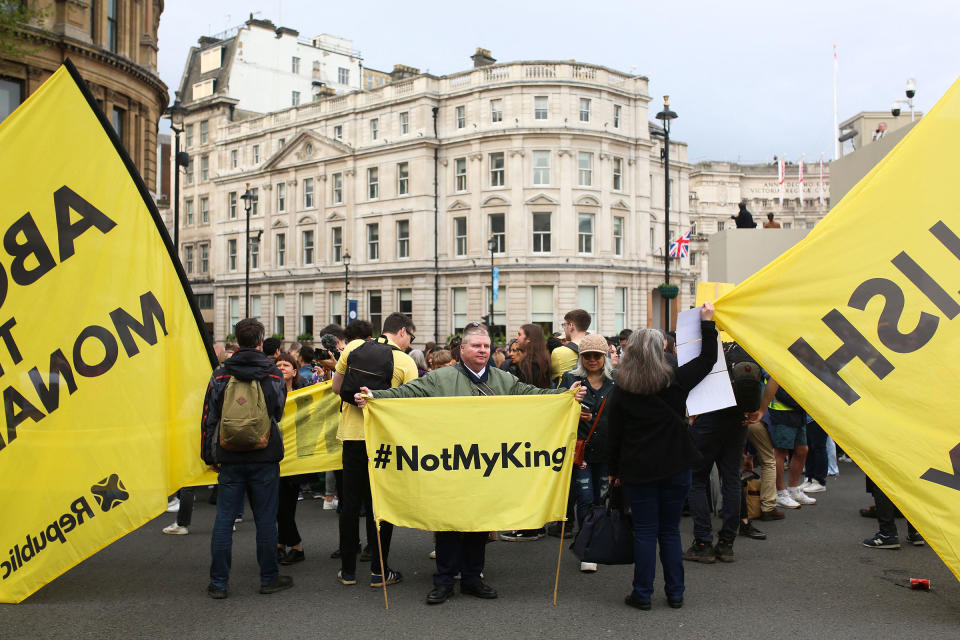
{"left": 174, "top": 44, "right": 695, "bottom": 344}
{"left": 687, "top": 160, "right": 831, "bottom": 283}
{"left": 0, "top": 0, "right": 167, "bottom": 194}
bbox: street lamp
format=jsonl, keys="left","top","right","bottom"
{"left": 342, "top": 249, "right": 351, "bottom": 324}
{"left": 655, "top": 95, "right": 678, "bottom": 331}
{"left": 487, "top": 234, "right": 496, "bottom": 328}
{"left": 240, "top": 184, "right": 258, "bottom": 317}
{"left": 164, "top": 97, "right": 189, "bottom": 255}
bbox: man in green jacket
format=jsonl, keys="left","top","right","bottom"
{"left": 355, "top": 321, "right": 585, "bottom": 605}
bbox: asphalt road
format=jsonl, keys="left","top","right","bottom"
{"left": 4, "top": 463, "right": 958, "bottom": 640}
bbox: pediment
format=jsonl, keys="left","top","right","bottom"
{"left": 271, "top": 218, "right": 288, "bottom": 229}
{"left": 524, "top": 193, "right": 559, "bottom": 206}
{"left": 447, "top": 199, "right": 471, "bottom": 212}
{"left": 481, "top": 195, "right": 509, "bottom": 208}
{"left": 262, "top": 130, "right": 352, "bottom": 170}
{"left": 326, "top": 210, "right": 345, "bottom": 221}
{"left": 611, "top": 198, "right": 631, "bottom": 211}
{"left": 297, "top": 214, "right": 317, "bottom": 225}
{"left": 575, "top": 195, "right": 600, "bottom": 207}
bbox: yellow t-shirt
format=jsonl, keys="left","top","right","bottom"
{"left": 336, "top": 337, "right": 418, "bottom": 440}
{"left": 550, "top": 342, "right": 580, "bottom": 384}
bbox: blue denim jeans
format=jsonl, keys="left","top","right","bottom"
{"left": 572, "top": 462, "right": 609, "bottom": 528}
{"left": 624, "top": 469, "right": 692, "bottom": 603}
{"left": 210, "top": 462, "right": 280, "bottom": 590}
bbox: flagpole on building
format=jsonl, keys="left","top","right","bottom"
{"left": 833, "top": 45, "right": 840, "bottom": 160}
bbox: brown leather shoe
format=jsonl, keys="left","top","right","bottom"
{"left": 758, "top": 508, "right": 785, "bottom": 521}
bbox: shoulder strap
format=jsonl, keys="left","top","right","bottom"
{"left": 456, "top": 362, "right": 497, "bottom": 396}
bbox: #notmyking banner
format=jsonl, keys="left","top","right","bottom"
{"left": 714, "top": 76, "right": 960, "bottom": 582}
{"left": 0, "top": 62, "right": 216, "bottom": 603}
{"left": 363, "top": 394, "right": 579, "bottom": 532}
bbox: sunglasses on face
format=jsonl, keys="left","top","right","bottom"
{"left": 582, "top": 352, "right": 605, "bottom": 360}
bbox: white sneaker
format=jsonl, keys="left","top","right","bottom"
{"left": 428, "top": 549, "right": 436, "bottom": 559}
{"left": 776, "top": 490, "right": 801, "bottom": 509}
{"left": 323, "top": 497, "right": 339, "bottom": 511}
{"left": 789, "top": 487, "right": 817, "bottom": 504}
{"left": 803, "top": 479, "right": 826, "bottom": 493}
{"left": 166, "top": 498, "right": 180, "bottom": 513}
{"left": 162, "top": 523, "right": 188, "bottom": 535}
{"left": 579, "top": 562, "right": 598, "bottom": 573}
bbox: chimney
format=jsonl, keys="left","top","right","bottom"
{"left": 390, "top": 64, "right": 420, "bottom": 81}
{"left": 471, "top": 47, "right": 496, "bottom": 68}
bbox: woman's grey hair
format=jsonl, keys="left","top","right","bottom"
{"left": 570, "top": 353, "right": 615, "bottom": 380}
{"left": 409, "top": 349, "right": 428, "bottom": 370}
{"left": 615, "top": 328, "right": 674, "bottom": 395}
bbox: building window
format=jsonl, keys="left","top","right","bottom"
{"left": 454, "top": 217, "right": 467, "bottom": 256}
{"left": 533, "top": 212, "right": 551, "bottom": 253}
{"left": 111, "top": 106, "right": 125, "bottom": 141}
{"left": 367, "top": 223, "right": 379, "bottom": 260}
{"left": 292, "top": 91, "right": 300, "bottom": 107}
{"left": 249, "top": 237, "right": 260, "bottom": 269}
{"left": 199, "top": 155, "right": 208, "bottom": 181}
{"left": 577, "top": 286, "right": 596, "bottom": 331}
{"left": 486, "top": 285, "right": 506, "bottom": 327}
{"left": 185, "top": 124, "right": 193, "bottom": 147}
{"left": 690, "top": 250, "right": 697, "bottom": 266}
{"left": 330, "top": 291, "right": 343, "bottom": 326}
{"left": 613, "top": 157, "right": 623, "bottom": 190}
{"left": 490, "top": 99, "right": 503, "bottom": 123}
{"left": 184, "top": 199, "right": 194, "bottom": 225}
{"left": 578, "top": 152, "right": 593, "bottom": 186}
{"left": 533, "top": 151, "right": 550, "bottom": 185}
{"left": 338, "top": 67, "right": 349, "bottom": 84}
{"left": 370, "top": 118, "right": 379, "bottom": 140}
{"left": 253, "top": 144, "right": 260, "bottom": 164}
{"left": 333, "top": 125, "right": 342, "bottom": 140}
{"left": 332, "top": 172, "right": 343, "bottom": 204}
{"left": 783, "top": 222, "right": 792, "bottom": 229}
{"left": 276, "top": 233, "right": 286, "bottom": 267}
{"left": 530, "top": 285, "right": 554, "bottom": 334}
{"left": 230, "top": 149, "right": 238, "bottom": 169}
{"left": 397, "top": 220, "right": 410, "bottom": 258}
{"left": 227, "top": 238, "right": 237, "bottom": 271}
{"left": 199, "top": 243, "right": 209, "bottom": 272}
{"left": 277, "top": 183, "right": 286, "bottom": 211}
{"left": 489, "top": 152, "right": 504, "bottom": 187}
{"left": 614, "top": 104, "right": 622, "bottom": 128}
{"left": 454, "top": 157, "right": 466, "bottom": 191}
{"left": 249, "top": 188, "right": 259, "bottom": 216}
{"left": 534, "top": 96, "right": 548, "bottom": 120}
{"left": 200, "top": 120, "right": 209, "bottom": 144}
{"left": 274, "top": 294, "right": 285, "bottom": 336}
{"left": 399, "top": 111, "right": 409, "bottom": 134}
{"left": 368, "top": 167, "right": 379, "bottom": 199}
{"left": 250, "top": 295, "right": 261, "bottom": 322}
{"left": 650, "top": 226, "right": 655, "bottom": 250}
{"left": 456, "top": 105, "right": 465, "bottom": 129}
{"left": 398, "top": 288, "right": 413, "bottom": 322}
{"left": 184, "top": 245, "right": 194, "bottom": 274}
{"left": 614, "top": 287, "right": 627, "bottom": 332}
{"left": 228, "top": 191, "right": 237, "bottom": 219}
{"left": 199, "top": 196, "right": 209, "bottom": 223}
{"left": 452, "top": 288, "right": 467, "bottom": 332}
{"left": 302, "top": 230, "right": 315, "bottom": 264}
{"left": 613, "top": 216, "right": 624, "bottom": 256}
{"left": 332, "top": 227, "right": 342, "bottom": 262}
{"left": 489, "top": 213, "right": 505, "bottom": 253}
{"left": 579, "top": 98, "right": 591, "bottom": 122}
{"left": 0, "top": 77, "right": 21, "bottom": 123}
{"left": 106, "top": 0, "right": 119, "bottom": 51}
{"left": 578, "top": 213, "right": 594, "bottom": 253}
{"left": 291, "top": 57, "right": 301, "bottom": 74}
{"left": 300, "top": 292, "right": 314, "bottom": 336}
{"left": 185, "top": 163, "right": 194, "bottom": 185}
{"left": 228, "top": 296, "right": 240, "bottom": 334}
{"left": 397, "top": 162, "right": 409, "bottom": 195}
{"left": 196, "top": 294, "right": 213, "bottom": 309}
{"left": 303, "top": 177, "right": 314, "bottom": 208}
{"left": 369, "top": 290, "right": 383, "bottom": 334}
{"left": 717, "top": 220, "right": 725, "bottom": 232}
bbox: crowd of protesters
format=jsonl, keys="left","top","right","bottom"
{"left": 179, "top": 306, "right": 922, "bottom": 607}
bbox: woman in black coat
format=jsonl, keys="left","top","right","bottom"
{"left": 607, "top": 303, "right": 717, "bottom": 610}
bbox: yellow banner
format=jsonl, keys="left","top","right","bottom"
{"left": 714, "top": 77, "right": 960, "bottom": 582}
{"left": 696, "top": 282, "right": 735, "bottom": 341}
{"left": 0, "top": 63, "right": 214, "bottom": 603}
{"left": 186, "top": 381, "right": 343, "bottom": 486}
{"left": 363, "top": 394, "right": 579, "bottom": 532}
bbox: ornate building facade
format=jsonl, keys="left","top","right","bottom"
{"left": 175, "top": 47, "right": 696, "bottom": 344}
{"left": 0, "top": 0, "right": 168, "bottom": 193}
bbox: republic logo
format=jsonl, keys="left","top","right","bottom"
{"left": 90, "top": 474, "right": 129, "bottom": 512}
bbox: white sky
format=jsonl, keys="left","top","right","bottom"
{"left": 157, "top": 0, "right": 959, "bottom": 163}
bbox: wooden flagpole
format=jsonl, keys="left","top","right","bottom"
{"left": 552, "top": 519, "right": 566, "bottom": 606}
{"left": 375, "top": 520, "right": 389, "bottom": 609}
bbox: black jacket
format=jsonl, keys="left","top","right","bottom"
{"left": 607, "top": 321, "right": 718, "bottom": 483}
{"left": 201, "top": 348, "right": 287, "bottom": 465}
{"left": 560, "top": 371, "right": 615, "bottom": 464}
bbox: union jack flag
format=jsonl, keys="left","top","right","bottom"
{"left": 669, "top": 228, "right": 691, "bottom": 258}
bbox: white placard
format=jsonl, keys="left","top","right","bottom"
{"left": 675, "top": 308, "right": 737, "bottom": 415}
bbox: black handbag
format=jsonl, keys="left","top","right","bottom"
{"left": 569, "top": 486, "right": 634, "bottom": 565}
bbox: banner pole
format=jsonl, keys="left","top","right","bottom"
{"left": 375, "top": 519, "right": 389, "bottom": 609}
{"left": 552, "top": 519, "right": 566, "bottom": 606}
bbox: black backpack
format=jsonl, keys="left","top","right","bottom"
{"left": 724, "top": 343, "right": 763, "bottom": 413}
{"left": 338, "top": 337, "right": 398, "bottom": 405}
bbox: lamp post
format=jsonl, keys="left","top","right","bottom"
{"left": 655, "top": 95, "right": 678, "bottom": 331}
{"left": 240, "top": 184, "right": 258, "bottom": 317}
{"left": 342, "top": 249, "right": 351, "bottom": 324}
{"left": 164, "top": 98, "right": 189, "bottom": 256}
{"left": 487, "top": 234, "right": 496, "bottom": 328}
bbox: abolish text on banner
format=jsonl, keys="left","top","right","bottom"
{"left": 363, "top": 394, "right": 579, "bottom": 532}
